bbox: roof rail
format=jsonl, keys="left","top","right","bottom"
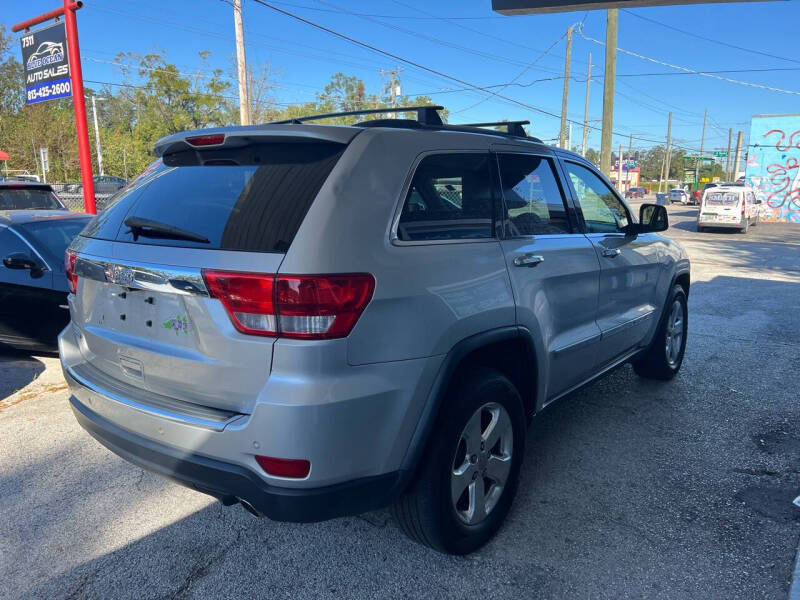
{"left": 457, "top": 120, "right": 530, "bottom": 137}
{"left": 271, "top": 105, "right": 444, "bottom": 126}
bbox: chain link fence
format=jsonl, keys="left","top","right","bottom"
{"left": 50, "top": 183, "right": 115, "bottom": 212}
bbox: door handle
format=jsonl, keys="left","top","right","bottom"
{"left": 513, "top": 253, "right": 544, "bottom": 267}
{"left": 601, "top": 248, "right": 621, "bottom": 258}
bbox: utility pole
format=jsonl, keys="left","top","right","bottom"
{"left": 559, "top": 25, "right": 573, "bottom": 149}
{"left": 664, "top": 111, "right": 673, "bottom": 190}
{"left": 732, "top": 130, "right": 743, "bottom": 181}
{"left": 581, "top": 52, "right": 591, "bottom": 157}
{"left": 599, "top": 9, "right": 618, "bottom": 175}
{"left": 90, "top": 95, "right": 104, "bottom": 176}
{"left": 693, "top": 108, "right": 707, "bottom": 190}
{"left": 380, "top": 67, "right": 404, "bottom": 107}
{"left": 725, "top": 128, "right": 733, "bottom": 180}
{"left": 659, "top": 112, "right": 672, "bottom": 193}
{"left": 618, "top": 143, "right": 624, "bottom": 191}
{"left": 233, "top": 0, "right": 251, "bottom": 126}
{"left": 627, "top": 132, "right": 633, "bottom": 189}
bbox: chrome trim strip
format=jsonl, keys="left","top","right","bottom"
{"left": 0, "top": 225, "right": 52, "bottom": 271}
{"left": 64, "top": 364, "right": 236, "bottom": 432}
{"left": 73, "top": 255, "right": 209, "bottom": 297}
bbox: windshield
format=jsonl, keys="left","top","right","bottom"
{"left": 0, "top": 188, "right": 63, "bottom": 210}
{"left": 18, "top": 218, "right": 91, "bottom": 268}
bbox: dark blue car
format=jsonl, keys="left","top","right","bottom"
{"left": 0, "top": 210, "right": 92, "bottom": 352}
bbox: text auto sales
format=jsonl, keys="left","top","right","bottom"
{"left": 26, "top": 64, "right": 69, "bottom": 83}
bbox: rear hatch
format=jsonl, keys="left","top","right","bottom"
{"left": 701, "top": 189, "right": 742, "bottom": 223}
{"left": 67, "top": 131, "right": 351, "bottom": 414}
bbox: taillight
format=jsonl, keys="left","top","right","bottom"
{"left": 65, "top": 249, "right": 78, "bottom": 294}
{"left": 255, "top": 455, "right": 311, "bottom": 478}
{"left": 276, "top": 274, "right": 375, "bottom": 339}
{"left": 202, "top": 271, "right": 375, "bottom": 340}
{"left": 202, "top": 271, "right": 276, "bottom": 336}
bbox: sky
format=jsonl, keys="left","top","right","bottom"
{"left": 4, "top": 0, "right": 800, "bottom": 155}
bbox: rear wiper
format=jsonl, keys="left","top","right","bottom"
{"left": 124, "top": 216, "right": 210, "bottom": 244}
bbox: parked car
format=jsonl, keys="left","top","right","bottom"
{"left": 66, "top": 175, "right": 127, "bottom": 195}
{"left": 624, "top": 186, "right": 646, "bottom": 199}
{"left": 0, "top": 182, "right": 66, "bottom": 211}
{"left": 6, "top": 174, "right": 41, "bottom": 183}
{"left": 669, "top": 188, "right": 691, "bottom": 205}
{"left": 60, "top": 109, "right": 690, "bottom": 555}
{"left": 0, "top": 210, "right": 92, "bottom": 352}
{"left": 697, "top": 185, "right": 760, "bottom": 233}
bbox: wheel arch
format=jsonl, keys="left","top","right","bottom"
{"left": 399, "top": 326, "right": 539, "bottom": 479}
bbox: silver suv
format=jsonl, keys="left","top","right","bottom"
{"left": 60, "top": 107, "right": 690, "bottom": 554}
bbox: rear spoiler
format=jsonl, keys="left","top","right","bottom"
{"left": 153, "top": 124, "right": 358, "bottom": 158}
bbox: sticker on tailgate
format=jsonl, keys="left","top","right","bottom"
{"left": 163, "top": 314, "right": 190, "bottom": 335}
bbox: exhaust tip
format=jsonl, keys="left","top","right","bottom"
{"left": 238, "top": 499, "right": 261, "bottom": 518}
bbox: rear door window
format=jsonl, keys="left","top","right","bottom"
{"left": 82, "top": 142, "right": 344, "bottom": 253}
{"left": 397, "top": 153, "right": 494, "bottom": 241}
{"left": 496, "top": 153, "right": 571, "bottom": 236}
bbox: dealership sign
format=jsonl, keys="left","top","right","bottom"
{"left": 20, "top": 22, "right": 71, "bottom": 105}
{"left": 492, "top": 0, "right": 771, "bottom": 14}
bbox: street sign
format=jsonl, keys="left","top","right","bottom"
{"left": 20, "top": 22, "right": 71, "bottom": 105}
{"left": 39, "top": 147, "right": 49, "bottom": 172}
{"left": 492, "top": 0, "right": 771, "bottom": 14}
{"left": 713, "top": 151, "right": 728, "bottom": 157}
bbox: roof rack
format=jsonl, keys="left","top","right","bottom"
{"left": 457, "top": 120, "right": 530, "bottom": 137}
{"left": 271, "top": 105, "right": 444, "bottom": 126}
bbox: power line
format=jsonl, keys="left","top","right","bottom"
{"left": 451, "top": 31, "right": 569, "bottom": 114}
{"left": 249, "top": 0, "right": 706, "bottom": 151}
{"left": 576, "top": 23, "right": 800, "bottom": 96}
{"left": 311, "top": 0, "right": 551, "bottom": 71}
{"left": 620, "top": 9, "right": 800, "bottom": 66}
{"left": 257, "top": 0, "right": 504, "bottom": 20}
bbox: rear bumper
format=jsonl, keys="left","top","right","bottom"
{"left": 697, "top": 215, "right": 745, "bottom": 228}
{"left": 59, "top": 322, "right": 444, "bottom": 521}
{"left": 69, "top": 394, "right": 404, "bottom": 522}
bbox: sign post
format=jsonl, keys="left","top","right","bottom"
{"left": 13, "top": 1, "right": 96, "bottom": 214}
{"left": 39, "top": 147, "right": 49, "bottom": 182}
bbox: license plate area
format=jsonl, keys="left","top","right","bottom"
{"left": 90, "top": 283, "right": 196, "bottom": 349}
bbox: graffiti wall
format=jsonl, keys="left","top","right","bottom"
{"left": 745, "top": 113, "right": 800, "bottom": 223}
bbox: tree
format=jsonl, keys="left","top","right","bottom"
{"left": 584, "top": 148, "right": 599, "bottom": 167}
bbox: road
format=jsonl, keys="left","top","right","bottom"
{"left": 2, "top": 200, "right": 799, "bottom": 599}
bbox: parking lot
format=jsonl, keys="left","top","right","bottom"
{"left": 2, "top": 199, "right": 799, "bottom": 599}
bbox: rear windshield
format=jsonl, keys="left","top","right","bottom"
{"left": 0, "top": 188, "right": 62, "bottom": 210}
{"left": 81, "top": 142, "right": 344, "bottom": 253}
{"left": 704, "top": 191, "right": 740, "bottom": 206}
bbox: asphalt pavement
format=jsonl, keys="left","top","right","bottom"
{"left": 2, "top": 199, "right": 799, "bottom": 599}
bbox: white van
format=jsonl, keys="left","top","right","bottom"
{"left": 697, "top": 186, "right": 761, "bottom": 233}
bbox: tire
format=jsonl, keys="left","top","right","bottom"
{"left": 633, "top": 284, "right": 688, "bottom": 380}
{"left": 392, "top": 368, "right": 526, "bottom": 554}
{"left": 740, "top": 219, "right": 749, "bottom": 234}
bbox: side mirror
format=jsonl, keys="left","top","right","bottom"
{"left": 3, "top": 253, "right": 46, "bottom": 277}
{"left": 636, "top": 203, "right": 668, "bottom": 233}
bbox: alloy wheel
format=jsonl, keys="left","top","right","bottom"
{"left": 665, "top": 299, "right": 684, "bottom": 367}
{"left": 450, "top": 402, "right": 514, "bottom": 526}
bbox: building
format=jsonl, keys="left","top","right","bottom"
{"left": 608, "top": 164, "right": 640, "bottom": 194}
{"left": 744, "top": 113, "right": 800, "bottom": 223}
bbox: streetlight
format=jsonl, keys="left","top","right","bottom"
{"left": 85, "top": 94, "right": 107, "bottom": 176}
